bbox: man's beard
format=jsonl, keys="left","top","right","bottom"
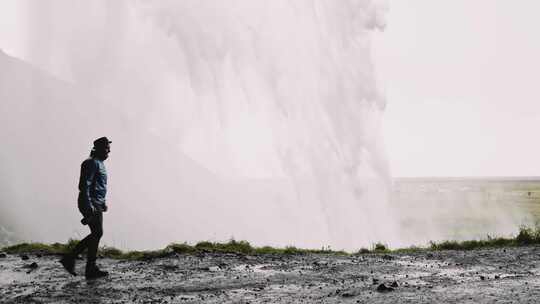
{"left": 95, "top": 151, "right": 109, "bottom": 161}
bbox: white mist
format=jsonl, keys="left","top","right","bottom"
{"left": 0, "top": 1, "right": 527, "bottom": 251}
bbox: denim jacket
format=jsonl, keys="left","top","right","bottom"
{"left": 78, "top": 157, "right": 107, "bottom": 213}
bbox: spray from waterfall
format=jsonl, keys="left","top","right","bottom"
{"left": 0, "top": 0, "right": 526, "bottom": 250}
{"left": 0, "top": 0, "right": 396, "bottom": 250}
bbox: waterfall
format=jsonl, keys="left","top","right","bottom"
{"left": 1, "top": 1, "right": 397, "bottom": 250}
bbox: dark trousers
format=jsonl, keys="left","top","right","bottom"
{"left": 71, "top": 210, "right": 103, "bottom": 265}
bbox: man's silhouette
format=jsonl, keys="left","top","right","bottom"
{"left": 60, "top": 137, "right": 111, "bottom": 279}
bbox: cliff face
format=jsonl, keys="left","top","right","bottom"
{"left": 0, "top": 49, "right": 93, "bottom": 240}
{"left": 0, "top": 50, "right": 307, "bottom": 250}
{"left": 0, "top": 50, "right": 223, "bottom": 248}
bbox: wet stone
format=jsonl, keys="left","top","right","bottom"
{"left": 23, "top": 262, "right": 39, "bottom": 269}
{"left": 382, "top": 255, "right": 394, "bottom": 261}
{"left": 341, "top": 288, "right": 362, "bottom": 297}
{"left": 314, "top": 260, "right": 328, "bottom": 266}
{"left": 376, "top": 284, "right": 394, "bottom": 292}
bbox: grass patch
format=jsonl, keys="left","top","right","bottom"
{"left": 2, "top": 239, "right": 79, "bottom": 255}
{"left": 4, "top": 227, "right": 540, "bottom": 260}
{"left": 356, "top": 248, "right": 371, "bottom": 254}
{"left": 372, "top": 243, "right": 389, "bottom": 253}
{"left": 0, "top": 239, "right": 348, "bottom": 260}
{"left": 429, "top": 226, "right": 540, "bottom": 251}
{"left": 194, "top": 239, "right": 254, "bottom": 254}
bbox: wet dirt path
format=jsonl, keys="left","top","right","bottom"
{"left": 2, "top": 246, "right": 540, "bottom": 303}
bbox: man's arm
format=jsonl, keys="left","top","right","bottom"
{"left": 78, "top": 159, "right": 97, "bottom": 214}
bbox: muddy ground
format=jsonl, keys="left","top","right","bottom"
{"left": 2, "top": 246, "right": 540, "bottom": 303}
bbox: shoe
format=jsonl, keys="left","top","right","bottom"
{"left": 59, "top": 255, "right": 77, "bottom": 276}
{"left": 85, "top": 264, "right": 109, "bottom": 279}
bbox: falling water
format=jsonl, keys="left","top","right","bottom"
{"left": 1, "top": 1, "right": 527, "bottom": 251}
{"left": 0, "top": 0, "right": 395, "bottom": 250}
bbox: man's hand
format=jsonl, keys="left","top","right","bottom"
{"left": 87, "top": 204, "right": 96, "bottom": 216}
{"left": 81, "top": 205, "right": 95, "bottom": 225}
{"left": 102, "top": 204, "right": 108, "bottom": 212}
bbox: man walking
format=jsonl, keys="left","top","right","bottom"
{"left": 60, "top": 137, "right": 111, "bottom": 279}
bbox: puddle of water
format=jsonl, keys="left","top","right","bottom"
{"left": 0, "top": 259, "right": 34, "bottom": 285}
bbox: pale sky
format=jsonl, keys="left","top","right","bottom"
{"left": 1, "top": 1, "right": 539, "bottom": 178}
{"left": 374, "top": 0, "right": 540, "bottom": 177}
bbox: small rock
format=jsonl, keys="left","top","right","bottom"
{"left": 480, "top": 275, "right": 485, "bottom": 281}
{"left": 0, "top": 252, "right": 6, "bottom": 258}
{"left": 161, "top": 264, "right": 178, "bottom": 271}
{"left": 24, "top": 262, "right": 38, "bottom": 274}
{"left": 314, "top": 260, "right": 328, "bottom": 266}
{"left": 390, "top": 281, "right": 399, "bottom": 288}
{"left": 376, "top": 284, "right": 394, "bottom": 292}
{"left": 23, "top": 262, "right": 38, "bottom": 269}
{"left": 495, "top": 275, "right": 500, "bottom": 279}
{"left": 20, "top": 254, "right": 29, "bottom": 261}
{"left": 341, "top": 288, "right": 361, "bottom": 297}
{"left": 372, "top": 278, "right": 379, "bottom": 284}
{"left": 382, "top": 255, "right": 394, "bottom": 260}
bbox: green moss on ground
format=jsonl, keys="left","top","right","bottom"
{"left": 429, "top": 226, "right": 540, "bottom": 251}
{"left": 2, "top": 239, "right": 79, "bottom": 256}
{"left": 0, "top": 239, "right": 346, "bottom": 260}
{"left": 3, "top": 226, "right": 540, "bottom": 260}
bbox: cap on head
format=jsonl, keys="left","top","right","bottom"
{"left": 93, "top": 137, "right": 112, "bottom": 148}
